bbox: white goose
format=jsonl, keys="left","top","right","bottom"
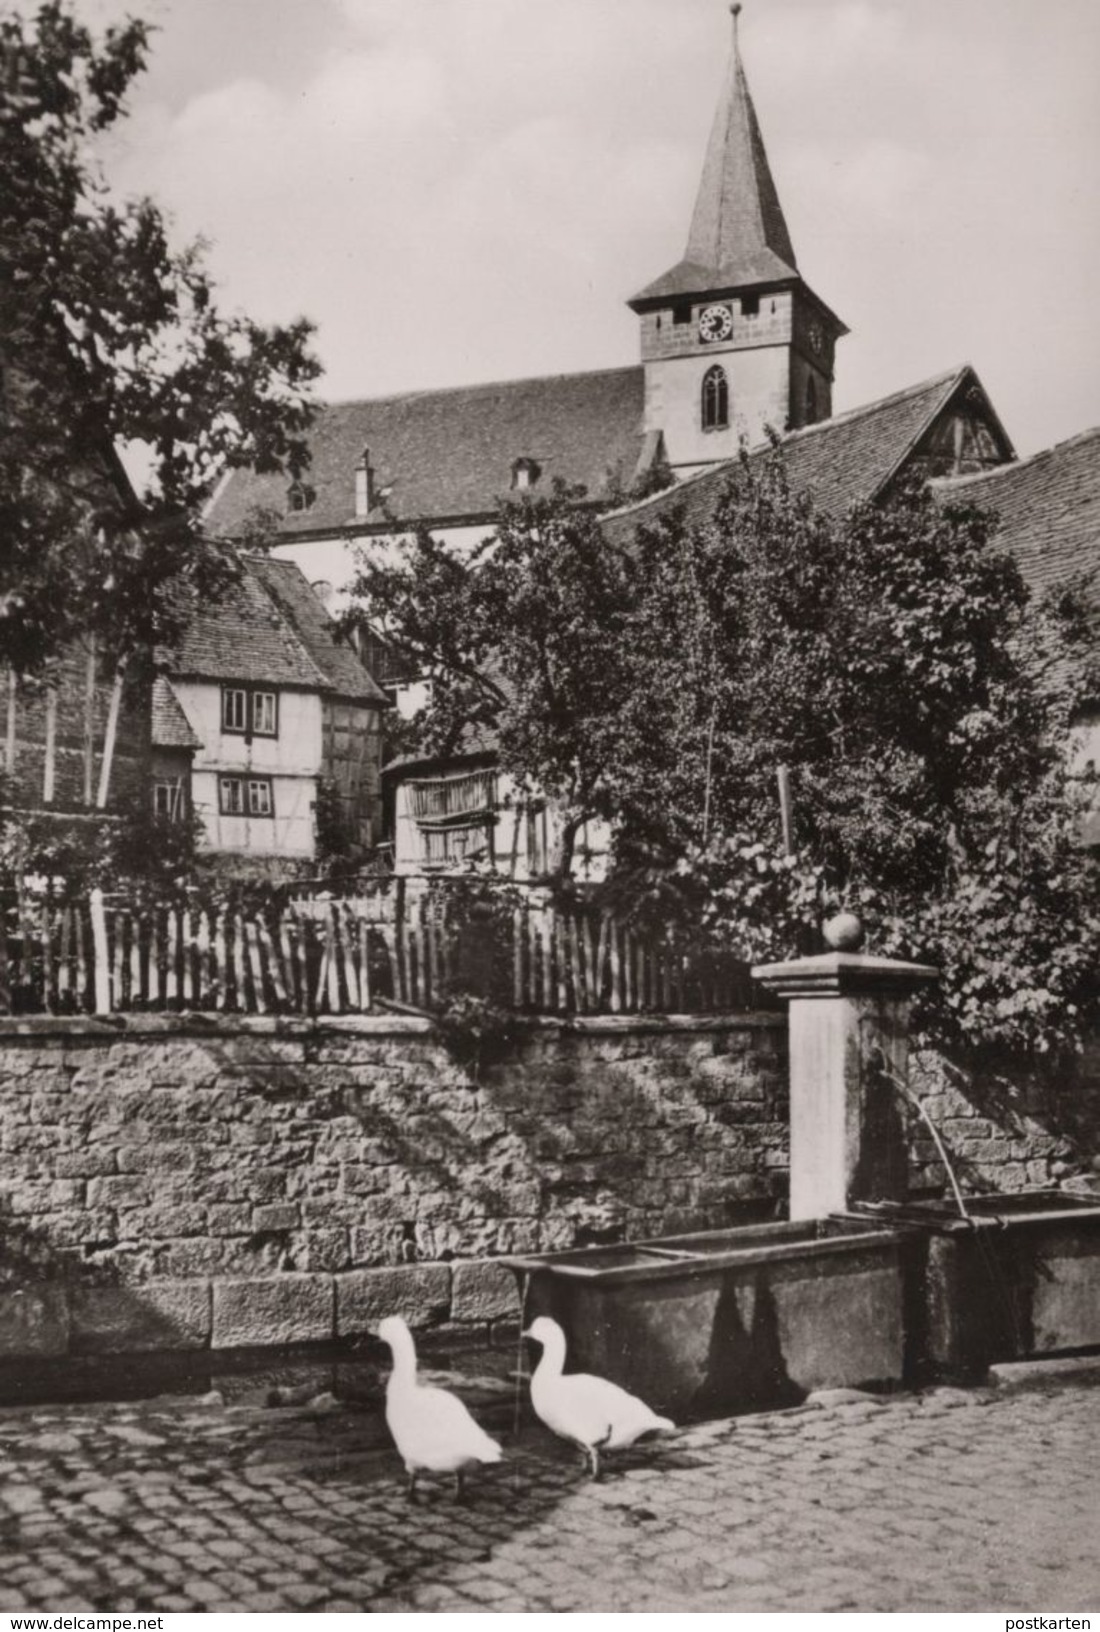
{"left": 378, "top": 1315, "right": 503, "bottom": 1501}
{"left": 524, "top": 1315, "right": 675, "bottom": 1479}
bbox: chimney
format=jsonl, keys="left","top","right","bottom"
{"left": 354, "top": 447, "right": 373, "bottom": 518}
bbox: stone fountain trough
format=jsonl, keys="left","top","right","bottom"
{"left": 503, "top": 1215, "right": 906, "bottom": 1418}
{"left": 503, "top": 924, "right": 1100, "bottom": 1415}
{"left": 848, "top": 1190, "right": 1100, "bottom": 1380}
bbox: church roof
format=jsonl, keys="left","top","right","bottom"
{"left": 630, "top": 11, "right": 799, "bottom": 308}
{"left": 601, "top": 365, "right": 1002, "bottom": 544}
{"left": 206, "top": 366, "right": 648, "bottom": 540}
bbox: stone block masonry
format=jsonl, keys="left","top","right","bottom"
{"left": 0, "top": 1012, "right": 788, "bottom": 1358}
{"left": 3, "top": 1011, "right": 1096, "bottom": 1362}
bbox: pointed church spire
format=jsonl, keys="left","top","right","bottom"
{"left": 630, "top": 2, "right": 801, "bottom": 304}
{"left": 684, "top": 1, "right": 797, "bottom": 283}
{"left": 630, "top": 2, "right": 847, "bottom": 464}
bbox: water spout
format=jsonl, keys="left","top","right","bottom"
{"left": 873, "top": 1048, "right": 970, "bottom": 1222}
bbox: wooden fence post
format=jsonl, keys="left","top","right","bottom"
{"left": 90, "top": 888, "right": 111, "bottom": 1014}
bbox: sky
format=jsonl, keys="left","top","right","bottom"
{"left": 61, "top": 0, "right": 1100, "bottom": 458}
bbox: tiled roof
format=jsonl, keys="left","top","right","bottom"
{"left": 161, "top": 557, "right": 385, "bottom": 702}
{"left": 249, "top": 557, "right": 388, "bottom": 704}
{"left": 632, "top": 252, "right": 798, "bottom": 306}
{"left": 151, "top": 676, "right": 200, "bottom": 749}
{"left": 206, "top": 366, "right": 647, "bottom": 539}
{"left": 932, "top": 426, "right": 1100, "bottom": 605}
{"left": 600, "top": 365, "right": 1002, "bottom": 546}
{"left": 384, "top": 736, "right": 498, "bottom": 779}
{"left": 631, "top": 35, "right": 798, "bottom": 308}
{"left": 162, "top": 560, "right": 327, "bottom": 689}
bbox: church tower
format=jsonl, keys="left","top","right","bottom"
{"left": 630, "top": 4, "right": 847, "bottom": 477}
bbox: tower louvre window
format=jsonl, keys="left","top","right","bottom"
{"left": 805, "top": 375, "right": 818, "bottom": 425}
{"left": 672, "top": 300, "right": 692, "bottom": 326}
{"left": 741, "top": 294, "right": 759, "bottom": 318}
{"left": 701, "top": 365, "right": 730, "bottom": 432}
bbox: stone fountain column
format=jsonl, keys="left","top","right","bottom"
{"left": 753, "top": 919, "right": 938, "bottom": 1221}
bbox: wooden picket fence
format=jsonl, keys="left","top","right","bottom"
{"left": 507, "top": 897, "right": 752, "bottom": 1015}
{"left": 0, "top": 892, "right": 375, "bottom": 1018}
{"left": 0, "top": 884, "right": 755, "bottom": 1019}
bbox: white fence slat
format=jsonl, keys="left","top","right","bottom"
{"left": 90, "top": 889, "right": 111, "bottom": 1014}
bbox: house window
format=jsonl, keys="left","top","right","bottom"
{"left": 153, "top": 778, "right": 186, "bottom": 820}
{"left": 247, "top": 777, "right": 273, "bottom": 815}
{"left": 287, "top": 481, "right": 312, "bottom": 513}
{"left": 702, "top": 365, "right": 730, "bottom": 432}
{"left": 511, "top": 457, "right": 542, "bottom": 491}
{"left": 223, "top": 687, "right": 247, "bottom": 733}
{"left": 219, "top": 775, "right": 274, "bottom": 817}
{"left": 221, "top": 685, "right": 278, "bottom": 740}
{"left": 252, "top": 691, "right": 277, "bottom": 736}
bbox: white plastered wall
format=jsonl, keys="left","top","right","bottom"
{"left": 172, "top": 681, "right": 322, "bottom": 858}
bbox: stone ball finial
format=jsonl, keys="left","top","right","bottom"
{"left": 823, "top": 912, "right": 864, "bottom": 952}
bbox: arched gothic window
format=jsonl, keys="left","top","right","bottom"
{"left": 804, "top": 375, "right": 818, "bottom": 426}
{"left": 701, "top": 365, "right": 729, "bottom": 432}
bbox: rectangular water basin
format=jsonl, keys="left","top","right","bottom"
{"left": 848, "top": 1192, "right": 1100, "bottom": 1379}
{"left": 501, "top": 1217, "right": 906, "bottom": 1419}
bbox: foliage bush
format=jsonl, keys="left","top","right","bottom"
{"left": 351, "top": 447, "right": 1100, "bottom": 1054}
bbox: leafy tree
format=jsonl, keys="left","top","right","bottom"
{"left": 347, "top": 481, "right": 644, "bottom": 875}
{"left": 616, "top": 456, "right": 1100, "bottom": 1052}
{"left": 352, "top": 449, "right": 1100, "bottom": 1053}
{"left": 0, "top": 0, "right": 320, "bottom": 674}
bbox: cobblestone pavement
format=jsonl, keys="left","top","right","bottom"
{"left": 0, "top": 1363, "right": 1098, "bottom": 1613}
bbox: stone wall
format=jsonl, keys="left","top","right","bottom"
{"left": 4, "top": 1010, "right": 1099, "bottom": 1363}
{"left": 0, "top": 1013, "right": 787, "bottom": 1359}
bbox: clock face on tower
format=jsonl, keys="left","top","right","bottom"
{"left": 698, "top": 303, "right": 734, "bottom": 344}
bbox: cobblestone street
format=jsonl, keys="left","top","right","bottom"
{"left": 0, "top": 1359, "right": 1097, "bottom": 1613}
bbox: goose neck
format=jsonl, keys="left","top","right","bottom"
{"left": 385, "top": 1325, "right": 418, "bottom": 1385}
{"left": 533, "top": 1328, "right": 567, "bottom": 1380}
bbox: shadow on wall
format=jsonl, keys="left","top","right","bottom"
{"left": 182, "top": 1019, "right": 790, "bottom": 1268}
{"left": 907, "top": 1044, "right": 1100, "bottom": 1196}
{"left": 0, "top": 1016, "right": 788, "bottom": 1366}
